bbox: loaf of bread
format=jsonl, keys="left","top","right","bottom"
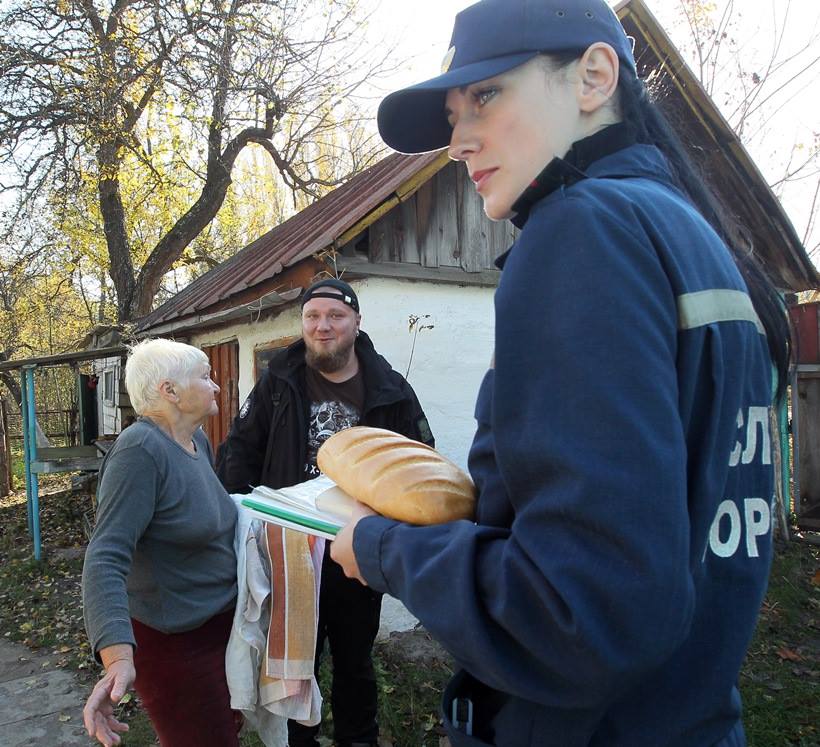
{"left": 316, "top": 426, "right": 476, "bottom": 525}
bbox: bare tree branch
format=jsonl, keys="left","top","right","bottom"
{"left": 1, "top": 0, "right": 392, "bottom": 321}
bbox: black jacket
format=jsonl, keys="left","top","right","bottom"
{"left": 215, "top": 331, "right": 434, "bottom": 493}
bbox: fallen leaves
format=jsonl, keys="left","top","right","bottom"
{"left": 0, "top": 488, "right": 97, "bottom": 680}
{"left": 776, "top": 646, "right": 803, "bottom": 662}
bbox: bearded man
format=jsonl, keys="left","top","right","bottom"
{"left": 216, "top": 277, "right": 433, "bottom": 747}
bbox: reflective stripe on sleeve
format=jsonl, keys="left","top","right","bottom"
{"left": 677, "top": 289, "right": 764, "bottom": 335}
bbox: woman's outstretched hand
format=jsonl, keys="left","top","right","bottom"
{"left": 83, "top": 645, "right": 135, "bottom": 746}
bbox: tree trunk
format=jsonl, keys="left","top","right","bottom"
{"left": 123, "top": 107, "right": 287, "bottom": 321}
{"left": 97, "top": 141, "right": 137, "bottom": 322}
{"left": 129, "top": 175, "right": 233, "bottom": 319}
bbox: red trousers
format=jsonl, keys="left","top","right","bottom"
{"left": 131, "top": 608, "right": 240, "bottom": 747}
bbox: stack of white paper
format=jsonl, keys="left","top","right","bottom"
{"left": 240, "top": 475, "right": 358, "bottom": 540}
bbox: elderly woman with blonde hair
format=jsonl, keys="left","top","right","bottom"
{"left": 82, "top": 338, "right": 240, "bottom": 747}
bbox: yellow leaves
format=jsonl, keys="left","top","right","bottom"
{"left": 0, "top": 266, "right": 96, "bottom": 356}
{"left": 680, "top": 0, "right": 720, "bottom": 25}
{"left": 97, "top": 161, "right": 123, "bottom": 182}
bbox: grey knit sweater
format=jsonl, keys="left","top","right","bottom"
{"left": 82, "top": 418, "right": 237, "bottom": 656}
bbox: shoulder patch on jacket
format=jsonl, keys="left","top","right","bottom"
{"left": 417, "top": 416, "right": 433, "bottom": 444}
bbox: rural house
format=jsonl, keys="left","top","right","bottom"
{"left": 131, "top": 0, "right": 818, "bottom": 481}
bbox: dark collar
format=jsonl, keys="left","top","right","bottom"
{"left": 509, "top": 123, "right": 638, "bottom": 230}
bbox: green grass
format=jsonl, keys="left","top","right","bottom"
{"left": 1, "top": 485, "right": 817, "bottom": 746}
{"left": 235, "top": 634, "right": 451, "bottom": 747}
{"left": 739, "top": 539, "right": 820, "bottom": 747}
{"left": 374, "top": 636, "right": 452, "bottom": 746}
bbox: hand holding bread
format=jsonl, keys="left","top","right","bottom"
{"left": 317, "top": 426, "right": 476, "bottom": 525}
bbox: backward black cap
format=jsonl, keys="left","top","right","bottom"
{"left": 301, "top": 278, "right": 360, "bottom": 313}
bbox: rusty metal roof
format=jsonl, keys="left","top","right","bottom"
{"left": 135, "top": 151, "right": 444, "bottom": 332}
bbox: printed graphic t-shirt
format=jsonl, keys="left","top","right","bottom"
{"left": 303, "top": 364, "right": 365, "bottom": 478}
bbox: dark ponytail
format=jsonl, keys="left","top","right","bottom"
{"left": 616, "top": 69, "right": 791, "bottom": 401}
{"left": 548, "top": 53, "right": 792, "bottom": 402}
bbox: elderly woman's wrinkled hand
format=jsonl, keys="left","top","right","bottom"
{"left": 330, "top": 501, "right": 377, "bottom": 585}
{"left": 83, "top": 658, "right": 135, "bottom": 746}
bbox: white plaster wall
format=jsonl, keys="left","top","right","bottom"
{"left": 189, "top": 277, "right": 495, "bottom": 469}
{"left": 352, "top": 278, "right": 494, "bottom": 469}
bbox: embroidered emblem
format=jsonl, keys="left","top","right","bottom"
{"left": 441, "top": 46, "right": 456, "bottom": 74}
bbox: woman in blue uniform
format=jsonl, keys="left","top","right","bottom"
{"left": 331, "top": 1, "right": 791, "bottom": 745}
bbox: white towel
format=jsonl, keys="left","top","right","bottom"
{"left": 225, "top": 497, "right": 323, "bottom": 747}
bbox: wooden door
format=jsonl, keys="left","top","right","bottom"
{"left": 203, "top": 341, "right": 239, "bottom": 453}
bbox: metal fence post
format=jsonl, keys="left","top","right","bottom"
{"left": 24, "top": 366, "right": 41, "bottom": 561}
{"left": 20, "top": 370, "right": 32, "bottom": 534}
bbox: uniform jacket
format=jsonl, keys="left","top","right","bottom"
{"left": 353, "top": 132, "right": 774, "bottom": 747}
{"left": 216, "top": 331, "right": 434, "bottom": 493}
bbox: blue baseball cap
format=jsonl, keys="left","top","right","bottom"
{"left": 378, "top": 0, "right": 636, "bottom": 154}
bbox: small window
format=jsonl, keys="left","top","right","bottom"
{"left": 103, "top": 370, "right": 115, "bottom": 404}
{"left": 254, "top": 336, "right": 299, "bottom": 381}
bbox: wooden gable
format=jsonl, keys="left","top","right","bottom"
{"left": 363, "top": 160, "right": 517, "bottom": 274}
